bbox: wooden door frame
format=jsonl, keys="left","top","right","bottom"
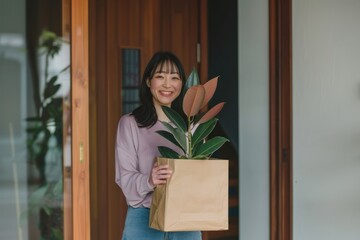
{"left": 269, "top": 0, "right": 292, "bottom": 240}
{"left": 71, "top": 0, "right": 91, "bottom": 239}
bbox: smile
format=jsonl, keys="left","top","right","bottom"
{"left": 159, "top": 91, "right": 173, "bottom": 96}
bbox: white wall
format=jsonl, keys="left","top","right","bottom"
{"left": 239, "top": 0, "right": 269, "bottom": 239}
{"left": 293, "top": 1, "right": 360, "bottom": 240}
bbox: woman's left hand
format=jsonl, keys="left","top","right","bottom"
{"left": 149, "top": 162, "right": 173, "bottom": 187}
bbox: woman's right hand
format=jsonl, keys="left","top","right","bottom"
{"left": 149, "top": 162, "right": 173, "bottom": 187}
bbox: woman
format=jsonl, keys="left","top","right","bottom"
{"left": 115, "top": 51, "right": 202, "bottom": 240}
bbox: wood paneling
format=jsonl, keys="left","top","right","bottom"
{"left": 118, "top": 0, "right": 200, "bottom": 77}
{"left": 62, "top": 0, "right": 71, "bottom": 40}
{"left": 106, "top": 0, "right": 123, "bottom": 239}
{"left": 71, "top": 0, "right": 90, "bottom": 239}
{"left": 89, "top": 0, "right": 123, "bottom": 239}
{"left": 90, "top": 1, "right": 208, "bottom": 239}
{"left": 269, "top": 0, "right": 293, "bottom": 240}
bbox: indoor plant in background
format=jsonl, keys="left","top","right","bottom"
{"left": 26, "top": 30, "right": 69, "bottom": 240}
{"left": 149, "top": 69, "right": 230, "bottom": 231}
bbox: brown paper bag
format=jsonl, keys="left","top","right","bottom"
{"left": 149, "top": 157, "right": 229, "bottom": 232}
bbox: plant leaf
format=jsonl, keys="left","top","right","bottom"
{"left": 29, "top": 185, "right": 48, "bottom": 206}
{"left": 162, "top": 122, "right": 187, "bottom": 151}
{"left": 198, "top": 102, "right": 225, "bottom": 124}
{"left": 191, "top": 141, "right": 201, "bottom": 158}
{"left": 193, "top": 136, "right": 229, "bottom": 157}
{"left": 52, "top": 179, "right": 63, "bottom": 196}
{"left": 44, "top": 83, "right": 61, "bottom": 99}
{"left": 48, "top": 75, "right": 58, "bottom": 85}
{"left": 59, "top": 65, "right": 70, "bottom": 74}
{"left": 161, "top": 106, "right": 187, "bottom": 132}
{"left": 52, "top": 228, "right": 64, "bottom": 240}
{"left": 192, "top": 118, "right": 218, "bottom": 146}
{"left": 26, "top": 126, "right": 44, "bottom": 134}
{"left": 25, "top": 117, "right": 42, "bottom": 122}
{"left": 201, "top": 76, "right": 219, "bottom": 108}
{"left": 158, "top": 146, "right": 180, "bottom": 158}
{"left": 183, "top": 85, "right": 205, "bottom": 117}
{"left": 183, "top": 68, "right": 200, "bottom": 93}
{"left": 156, "top": 130, "right": 186, "bottom": 153}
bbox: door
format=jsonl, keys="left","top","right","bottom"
{"left": 0, "top": 0, "right": 90, "bottom": 239}
{"left": 0, "top": 0, "right": 70, "bottom": 239}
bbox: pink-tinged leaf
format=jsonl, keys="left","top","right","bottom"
{"left": 201, "top": 76, "right": 219, "bottom": 108}
{"left": 183, "top": 85, "right": 205, "bottom": 117}
{"left": 198, "top": 102, "right": 225, "bottom": 124}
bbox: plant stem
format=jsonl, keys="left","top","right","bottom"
{"left": 187, "top": 117, "right": 192, "bottom": 158}
{"left": 45, "top": 51, "right": 50, "bottom": 85}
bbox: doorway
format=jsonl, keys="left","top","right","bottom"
{"left": 89, "top": 0, "right": 239, "bottom": 239}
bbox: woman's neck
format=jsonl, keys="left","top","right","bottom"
{"left": 154, "top": 103, "right": 170, "bottom": 122}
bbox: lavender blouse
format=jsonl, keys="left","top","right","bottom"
{"left": 115, "top": 114, "right": 181, "bottom": 208}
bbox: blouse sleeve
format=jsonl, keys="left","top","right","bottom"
{"left": 115, "top": 115, "right": 154, "bottom": 207}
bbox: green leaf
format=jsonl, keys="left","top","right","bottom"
{"left": 192, "top": 118, "right": 218, "bottom": 146}
{"left": 29, "top": 185, "right": 48, "bottom": 206}
{"left": 156, "top": 130, "right": 186, "bottom": 153}
{"left": 193, "top": 136, "right": 229, "bottom": 157}
{"left": 48, "top": 75, "right": 58, "bottom": 85}
{"left": 158, "top": 146, "right": 180, "bottom": 158}
{"left": 45, "top": 99, "right": 63, "bottom": 118}
{"left": 52, "top": 228, "right": 64, "bottom": 240}
{"left": 161, "top": 106, "right": 187, "bottom": 132}
{"left": 162, "top": 122, "right": 187, "bottom": 151}
{"left": 26, "top": 125, "right": 43, "bottom": 133}
{"left": 183, "top": 68, "right": 200, "bottom": 93}
{"left": 43, "top": 206, "right": 52, "bottom": 215}
{"left": 191, "top": 141, "right": 201, "bottom": 156}
{"left": 44, "top": 82, "right": 61, "bottom": 99}
{"left": 25, "top": 116, "right": 42, "bottom": 122}
{"left": 59, "top": 65, "right": 70, "bottom": 74}
{"left": 52, "top": 179, "right": 63, "bottom": 196}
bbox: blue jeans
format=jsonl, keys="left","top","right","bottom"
{"left": 122, "top": 207, "right": 202, "bottom": 240}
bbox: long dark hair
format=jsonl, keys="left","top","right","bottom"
{"left": 131, "top": 51, "right": 186, "bottom": 128}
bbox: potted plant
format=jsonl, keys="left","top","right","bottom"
{"left": 156, "top": 69, "right": 229, "bottom": 159}
{"left": 149, "top": 69, "right": 230, "bottom": 231}
{"left": 26, "top": 30, "right": 69, "bottom": 240}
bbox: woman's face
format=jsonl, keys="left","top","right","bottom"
{"left": 147, "top": 62, "right": 183, "bottom": 108}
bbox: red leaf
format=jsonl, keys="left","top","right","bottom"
{"left": 183, "top": 85, "right": 205, "bottom": 117}
{"left": 198, "top": 102, "right": 225, "bottom": 124}
{"left": 201, "top": 76, "right": 219, "bottom": 108}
